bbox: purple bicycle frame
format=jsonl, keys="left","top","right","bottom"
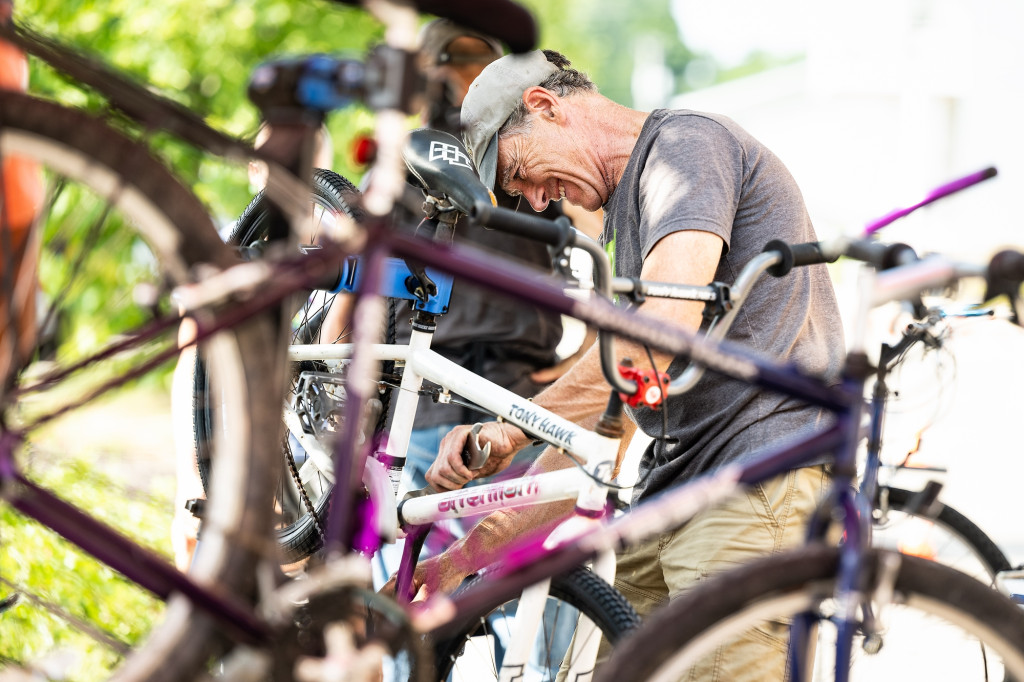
{"left": 0, "top": 167, "right": 997, "bottom": 666}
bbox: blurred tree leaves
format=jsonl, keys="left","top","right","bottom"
{"left": 520, "top": 0, "right": 693, "bottom": 107}
{"left": 0, "top": 457, "right": 174, "bottom": 681}
{"left": 17, "top": 0, "right": 383, "bottom": 219}
{"left": 14, "top": 0, "right": 697, "bottom": 214}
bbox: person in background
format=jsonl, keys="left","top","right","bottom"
{"left": 0, "top": 1, "right": 43, "bottom": 384}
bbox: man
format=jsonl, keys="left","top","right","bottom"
{"left": 0, "top": 8, "right": 43, "bottom": 384}
{"left": 374, "top": 19, "right": 566, "bottom": 540}
{"left": 407, "top": 49, "right": 846, "bottom": 679}
{"left": 373, "top": 23, "right": 584, "bottom": 682}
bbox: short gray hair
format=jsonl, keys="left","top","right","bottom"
{"left": 498, "top": 50, "right": 596, "bottom": 140}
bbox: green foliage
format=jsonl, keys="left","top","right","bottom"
{"left": 37, "top": 183, "right": 169, "bottom": 361}
{"left": 519, "top": 0, "right": 694, "bottom": 106}
{"left": 0, "top": 457, "right": 173, "bottom": 681}
{"left": 17, "top": 0, "right": 384, "bottom": 219}
{"left": 14, "top": 0, "right": 384, "bottom": 360}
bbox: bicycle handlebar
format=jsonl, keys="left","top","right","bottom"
{"left": 326, "top": 0, "right": 538, "bottom": 53}
{"left": 471, "top": 200, "right": 575, "bottom": 249}
{"left": 766, "top": 237, "right": 920, "bottom": 271}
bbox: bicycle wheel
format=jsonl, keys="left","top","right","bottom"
{"left": 431, "top": 565, "right": 641, "bottom": 681}
{"left": 193, "top": 167, "right": 379, "bottom": 562}
{"left": 0, "top": 93, "right": 283, "bottom": 681}
{"left": 873, "top": 485, "right": 1012, "bottom": 583}
{"left": 594, "top": 544, "right": 1024, "bottom": 682}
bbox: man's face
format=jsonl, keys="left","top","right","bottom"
{"left": 497, "top": 115, "right": 605, "bottom": 212}
{"left": 434, "top": 36, "right": 499, "bottom": 105}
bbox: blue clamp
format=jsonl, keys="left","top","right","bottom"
{"left": 333, "top": 256, "right": 454, "bottom": 315}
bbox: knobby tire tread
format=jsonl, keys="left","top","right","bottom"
{"left": 431, "top": 565, "right": 641, "bottom": 681}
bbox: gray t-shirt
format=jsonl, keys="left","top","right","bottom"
{"left": 602, "top": 109, "right": 845, "bottom": 501}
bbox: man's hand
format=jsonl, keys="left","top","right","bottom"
{"left": 379, "top": 550, "right": 470, "bottom": 603}
{"left": 426, "top": 421, "right": 531, "bottom": 491}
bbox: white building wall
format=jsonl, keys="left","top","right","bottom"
{"left": 670, "top": 0, "right": 1024, "bottom": 262}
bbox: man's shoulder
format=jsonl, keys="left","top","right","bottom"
{"left": 644, "top": 108, "right": 744, "bottom": 144}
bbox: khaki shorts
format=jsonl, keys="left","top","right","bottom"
{"left": 559, "top": 465, "right": 830, "bottom": 682}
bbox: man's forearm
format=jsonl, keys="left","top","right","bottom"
{"left": 446, "top": 414, "right": 637, "bottom": 578}
{"left": 530, "top": 340, "right": 613, "bottom": 425}
{"left": 445, "top": 446, "right": 578, "bottom": 577}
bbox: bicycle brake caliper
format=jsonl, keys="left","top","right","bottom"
{"left": 617, "top": 360, "right": 670, "bottom": 409}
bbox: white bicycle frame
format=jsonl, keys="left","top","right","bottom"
{"left": 280, "top": 243, "right": 794, "bottom": 680}
{"left": 288, "top": 324, "right": 620, "bottom": 681}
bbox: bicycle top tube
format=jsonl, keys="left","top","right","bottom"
{"left": 383, "top": 229, "right": 858, "bottom": 412}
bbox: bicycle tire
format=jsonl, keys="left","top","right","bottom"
{"left": 0, "top": 93, "right": 283, "bottom": 680}
{"left": 593, "top": 544, "right": 1024, "bottom": 682}
{"left": 193, "top": 167, "right": 372, "bottom": 562}
{"left": 430, "top": 565, "right": 641, "bottom": 681}
{"left": 875, "top": 485, "right": 1012, "bottom": 581}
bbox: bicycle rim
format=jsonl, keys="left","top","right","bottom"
{"left": 872, "top": 485, "right": 1011, "bottom": 583}
{"left": 0, "top": 93, "right": 282, "bottom": 681}
{"left": 594, "top": 545, "right": 1024, "bottom": 682}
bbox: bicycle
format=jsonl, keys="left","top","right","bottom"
{"left": 239, "top": 144, "right": 1024, "bottom": 679}
{"left": 867, "top": 306, "right": 1015, "bottom": 584}
{"left": 192, "top": 159, "right": 646, "bottom": 680}
{"left": 0, "top": 0, "right": 552, "bottom": 679}
{"left": 585, "top": 243, "right": 1024, "bottom": 681}
{"left": 5, "top": 4, "right": 1024, "bottom": 682}
{"left": 0, "top": 2, "right": 682, "bottom": 678}
{"left": 193, "top": 137, "right": 815, "bottom": 680}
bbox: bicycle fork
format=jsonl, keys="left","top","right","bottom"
{"left": 496, "top": 393, "right": 625, "bottom": 682}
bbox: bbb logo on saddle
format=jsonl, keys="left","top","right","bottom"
{"left": 429, "top": 140, "right": 473, "bottom": 169}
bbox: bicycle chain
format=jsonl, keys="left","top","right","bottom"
{"left": 284, "top": 437, "right": 326, "bottom": 543}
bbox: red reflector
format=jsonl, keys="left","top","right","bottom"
{"left": 352, "top": 135, "right": 377, "bottom": 166}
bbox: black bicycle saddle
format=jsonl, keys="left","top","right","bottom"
{"left": 403, "top": 128, "right": 494, "bottom": 215}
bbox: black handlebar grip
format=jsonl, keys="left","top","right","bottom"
{"left": 880, "top": 243, "right": 919, "bottom": 270}
{"left": 843, "top": 240, "right": 918, "bottom": 270}
{"left": 763, "top": 240, "right": 833, "bottom": 277}
{"left": 985, "top": 249, "right": 1024, "bottom": 303}
{"left": 472, "top": 200, "right": 574, "bottom": 248}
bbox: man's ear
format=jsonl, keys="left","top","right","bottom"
{"left": 522, "top": 86, "right": 560, "bottom": 121}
